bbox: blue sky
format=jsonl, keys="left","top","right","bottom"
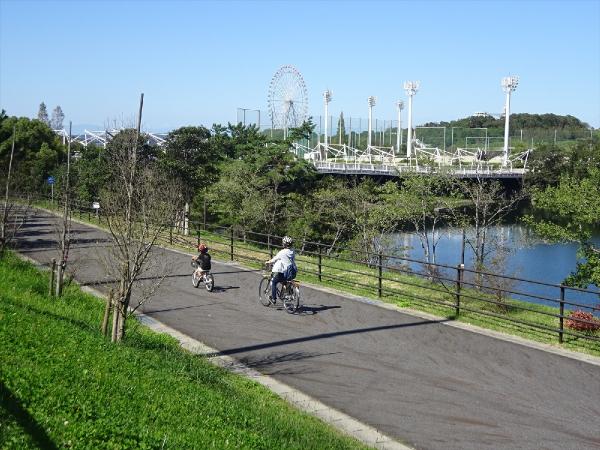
{"left": 1, "top": 0, "right": 599, "bottom": 132}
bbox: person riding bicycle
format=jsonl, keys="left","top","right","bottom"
{"left": 192, "top": 243, "right": 211, "bottom": 277}
{"left": 265, "top": 236, "right": 296, "bottom": 302}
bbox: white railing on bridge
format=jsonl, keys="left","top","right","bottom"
{"left": 54, "top": 128, "right": 168, "bottom": 148}
{"left": 311, "top": 161, "right": 527, "bottom": 178}
{"left": 292, "top": 141, "right": 530, "bottom": 179}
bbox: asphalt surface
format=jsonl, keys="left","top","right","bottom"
{"left": 14, "top": 211, "right": 600, "bottom": 450}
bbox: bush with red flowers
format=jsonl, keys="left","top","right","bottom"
{"left": 565, "top": 310, "right": 600, "bottom": 332}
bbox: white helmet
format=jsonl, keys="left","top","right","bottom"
{"left": 282, "top": 236, "right": 293, "bottom": 248}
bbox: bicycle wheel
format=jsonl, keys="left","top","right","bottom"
{"left": 258, "top": 277, "right": 272, "bottom": 307}
{"left": 283, "top": 284, "right": 299, "bottom": 314}
{"left": 204, "top": 274, "right": 214, "bottom": 292}
{"left": 192, "top": 271, "right": 201, "bottom": 288}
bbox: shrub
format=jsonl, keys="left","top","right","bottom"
{"left": 565, "top": 310, "right": 600, "bottom": 332}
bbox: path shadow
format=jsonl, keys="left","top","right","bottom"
{"left": 211, "top": 285, "right": 240, "bottom": 293}
{"left": 236, "top": 351, "right": 340, "bottom": 376}
{"left": 143, "top": 302, "right": 223, "bottom": 314}
{"left": 298, "top": 304, "right": 341, "bottom": 316}
{"left": 16, "top": 237, "right": 110, "bottom": 252}
{"left": 207, "top": 319, "right": 450, "bottom": 357}
{"left": 211, "top": 269, "right": 262, "bottom": 275}
{"left": 82, "top": 272, "right": 192, "bottom": 287}
{"left": 0, "top": 381, "right": 58, "bottom": 449}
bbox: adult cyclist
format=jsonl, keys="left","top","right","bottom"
{"left": 265, "top": 236, "right": 296, "bottom": 303}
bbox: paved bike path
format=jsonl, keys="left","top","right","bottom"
{"left": 15, "top": 211, "right": 600, "bottom": 450}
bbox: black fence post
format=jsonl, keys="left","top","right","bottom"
{"left": 559, "top": 285, "right": 565, "bottom": 344}
{"left": 378, "top": 252, "right": 383, "bottom": 298}
{"left": 268, "top": 234, "right": 273, "bottom": 259}
{"left": 455, "top": 264, "right": 464, "bottom": 317}
{"left": 230, "top": 227, "right": 234, "bottom": 261}
{"left": 197, "top": 229, "right": 200, "bottom": 248}
{"left": 169, "top": 223, "right": 173, "bottom": 245}
{"left": 318, "top": 245, "right": 322, "bottom": 282}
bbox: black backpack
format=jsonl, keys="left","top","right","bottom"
{"left": 283, "top": 262, "right": 297, "bottom": 281}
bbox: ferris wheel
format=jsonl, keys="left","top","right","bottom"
{"left": 268, "top": 65, "right": 308, "bottom": 138}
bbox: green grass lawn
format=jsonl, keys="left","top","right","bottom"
{"left": 0, "top": 253, "right": 367, "bottom": 449}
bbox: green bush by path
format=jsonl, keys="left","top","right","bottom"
{"left": 0, "top": 253, "right": 367, "bottom": 450}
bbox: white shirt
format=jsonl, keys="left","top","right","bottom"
{"left": 268, "top": 248, "right": 295, "bottom": 273}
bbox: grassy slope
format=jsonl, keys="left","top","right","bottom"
{"left": 0, "top": 253, "right": 366, "bottom": 449}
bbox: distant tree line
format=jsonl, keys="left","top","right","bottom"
{"left": 424, "top": 113, "right": 591, "bottom": 130}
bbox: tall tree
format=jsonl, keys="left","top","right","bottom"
{"left": 382, "top": 175, "right": 455, "bottom": 267}
{"left": 37, "top": 102, "right": 49, "bottom": 125}
{"left": 50, "top": 106, "right": 65, "bottom": 130}
{"left": 102, "top": 128, "right": 181, "bottom": 342}
{"left": 525, "top": 165, "right": 600, "bottom": 288}
{"left": 0, "top": 116, "right": 63, "bottom": 193}
{"left": 159, "top": 126, "right": 216, "bottom": 204}
{"left": 453, "top": 177, "right": 526, "bottom": 268}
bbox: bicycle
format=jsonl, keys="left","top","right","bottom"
{"left": 191, "top": 260, "right": 214, "bottom": 292}
{"left": 259, "top": 263, "right": 301, "bottom": 314}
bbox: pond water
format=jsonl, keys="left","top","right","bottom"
{"left": 389, "top": 225, "right": 600, "bottom": 309}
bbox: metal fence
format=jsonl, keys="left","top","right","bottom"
{"left": 28, "top": 196, "right": 600, "bottom": 348}
{"left": 235, "top": 108, "right": 597, "bottom": 151}
{"left": 180, "top": 221, "right": 600, "bottom": 346}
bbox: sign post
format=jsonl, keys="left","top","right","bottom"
{"left": 92, "top": 201, "right": 100, "bottom": 220}
{"left": 47, "top": 176, "right": 55, "bottom": 203}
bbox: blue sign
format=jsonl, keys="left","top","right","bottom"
{"left": 47, "top": 176, "right": 55, "bottom": 185}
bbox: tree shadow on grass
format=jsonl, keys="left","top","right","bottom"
{"left": 11, "top": 301, "right": 96, "bottom": 335}
{"left": 0, "top": 380, "right": 58, "bottom": 449}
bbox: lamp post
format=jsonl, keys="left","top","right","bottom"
{"left": 396, "top": 100, "right": 404, "bottom": 154}
{"left": 323, "top": 90, "right": 332, "bottom": 160}
{"left": 368, "top": 96, "right": 376, "bottom": 148}
{"left": 404, "top": 81, "right": 420, "bottom": 159}
{"left": 501, "top": 76, "right": 519, "bottom": 167}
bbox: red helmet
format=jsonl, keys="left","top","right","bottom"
{"left": 198, "top": 243, "right": 208, "bottom": 253}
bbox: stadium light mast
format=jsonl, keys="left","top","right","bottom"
{"left": 367, "top": 96, "right": 376, "bottom": 148}
{"left": 396, "top": 100, "right": 404, "bottom": 154}
{"left": 501, "top": 75, "right": 519, "bottom": 167}
{"left": 323, "top": 90, "right": 332, "bottom": 155}
{"left": 404, "top": 81, "right": 420, "bottom": 159}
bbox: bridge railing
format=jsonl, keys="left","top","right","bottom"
{"left": 311, "top": 161, "right": 527, "bottom": 178}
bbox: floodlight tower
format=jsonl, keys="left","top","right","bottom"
{"left": 501, "top": 75, "right": 519, "bottom": 167}
{"left": 323, "top": 90, "right": 332, "bottom": 154}
{"left": 396, "top": 100, "right": 404, "bottom": 153}
{"left": 367, "top": 96, "right": 376, "bottom": 147}
{"left": 404, "top": 81, "right": 420, "bottom": 159}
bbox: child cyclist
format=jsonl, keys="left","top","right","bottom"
{"left": 192, "top": 243, "right": 211, "bottom": 277}
{"left": 265, "top": 236, "right": 296, "bottom": 302}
